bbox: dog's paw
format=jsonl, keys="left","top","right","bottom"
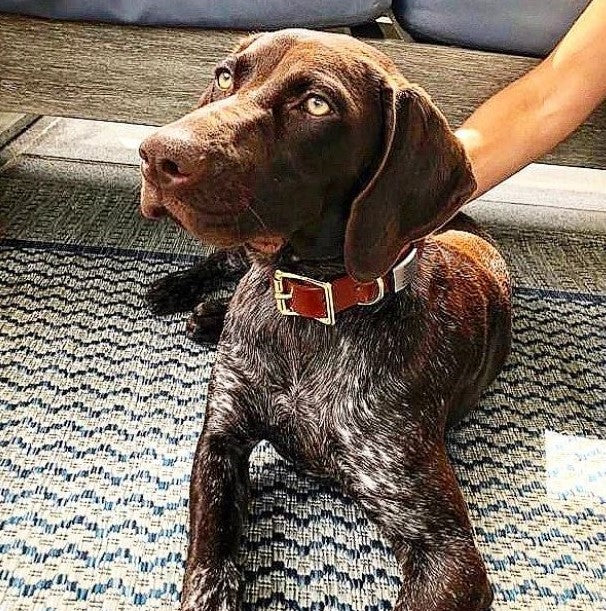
{"left": 181, "top": 561, "right": 241, "bottom": 611}
{"left": 185, "top": 300, "right": 226, "bottom": 344}
{"left": 146, "top": 271, "right": 207, "bottom": 316}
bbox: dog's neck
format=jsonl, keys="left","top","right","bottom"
{"left": 286, "top": 195, "right": 350, "bottom": 270}
{"left": 247, "top": 207, "right": 348, "bottom": 280}
{"left": 246, "top": 195, "right": 420, "bottom": 289}
{"left": 247, "top": 243, "right": 346, "bottom": 281}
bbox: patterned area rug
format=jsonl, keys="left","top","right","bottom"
{"left": 0, "top": 155, "right": 605, "bottom": 610}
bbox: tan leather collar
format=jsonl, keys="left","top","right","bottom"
{"left": 272, "top": 245, "right": 420, "bottom": 325}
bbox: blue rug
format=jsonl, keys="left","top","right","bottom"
{"left": 0, "top": 238, "right": 604, "bottom": 610}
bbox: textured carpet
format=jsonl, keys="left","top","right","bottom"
{"left": 1, "top": 154, "right": 605, "bottom": 610}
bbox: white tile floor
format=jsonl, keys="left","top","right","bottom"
{"left": 483, "top": 163, "right": 606, "bottom": 211}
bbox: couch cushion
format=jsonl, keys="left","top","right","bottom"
{"left": 0, "top": 0, "right": 390, "bottom": 28}
{"left": 393, "top": 0, "right": 591, "bottom": 57}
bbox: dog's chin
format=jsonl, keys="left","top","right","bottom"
{"left": 139, "top": 181, "right": 286, "bottom": 254}
{"left": 195, "top": 230, "right": 286, "bottom": 255}
{"left": 246, "top": 236, "right": 286, "bottom": 254}
{"left": 179, "top": 220, "right": 287, "bottom": 256}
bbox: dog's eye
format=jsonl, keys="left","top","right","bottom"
{"left": 216, "top": 69, "right": 233, "bottom": 91}
{"left": 303, "top": 95, "right": 331, "bottom": 117}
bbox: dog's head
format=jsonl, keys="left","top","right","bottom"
{"left": 140, "top": 30, "right": 475, "bottom": 282}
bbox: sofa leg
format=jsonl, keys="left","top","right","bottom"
{"left": 382, "top": 11, "right": 414, "bottom": 41}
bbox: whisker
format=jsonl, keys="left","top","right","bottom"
{"left": 246, "top": 202, "right": 270, "bottom": 232}
{"left": 242, "top": 190, "right": 278, "bottom": 233}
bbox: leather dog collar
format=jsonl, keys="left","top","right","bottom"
{"left": 273, "top": 246, "right": 419, "bottom": 325}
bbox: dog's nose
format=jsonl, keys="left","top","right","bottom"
{"left": 139, "top": 130, "right": 198, "bottom": 190}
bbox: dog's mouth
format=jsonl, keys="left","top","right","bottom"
{"left": 139, "top": 174, "right": 286, "bottom": 255}
{"left": 140, "top": 175, "right": 240, "bottom": 226}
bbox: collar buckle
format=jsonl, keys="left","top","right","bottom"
{"left": 273, "top": 270, "right": 336, "bottom": 326}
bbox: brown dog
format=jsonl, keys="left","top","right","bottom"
{"left": 139, "top": 29, "right": 512, "bottom": 611}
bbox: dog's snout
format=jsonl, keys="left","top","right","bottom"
{"left": 139, "top": 130, "right": 199, "bottom": 190}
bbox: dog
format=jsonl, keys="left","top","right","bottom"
{"left": 139, "top": 29, "right": 512, "bottom": 611}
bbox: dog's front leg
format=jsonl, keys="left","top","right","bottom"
{"left": 181, "top": 412, "right": 254, "bottom": 611}
{"left": 186, "top": 297, "right": 232, "bottom": 344}
{"left": 147, "top": 247, "right": 250, "bottom": 315}
{"left": 342, "top": 441, "right": 493, "bottom": 611}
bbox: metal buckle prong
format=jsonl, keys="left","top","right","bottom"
{"left": 273, "top": 269, "right": 336, "bottom": 326}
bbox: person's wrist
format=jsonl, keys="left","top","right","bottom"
{"left": 454, "top": 128, "right": 482, "bottom": 200}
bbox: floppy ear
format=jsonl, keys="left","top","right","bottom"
{"left": 344, "top": 82, "right": 476, "bottom": 282}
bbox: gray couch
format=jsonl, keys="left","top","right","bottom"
{"left": 393, "top": 0, "right": 590, "bottom": 56}
{"left": 0, "top": 0, "right": 591, "bottom": 56}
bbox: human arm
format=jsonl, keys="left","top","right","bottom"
{"left": 455, "top": 0, "right": 606, "bottom": 199}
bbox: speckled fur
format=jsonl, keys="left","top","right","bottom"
{"left": 155, "top": 230, "right": 510, "bottom": 611}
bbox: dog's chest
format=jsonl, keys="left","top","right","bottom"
{"left": 261, "top": 348, "right": 373, "bottom": 475}
{"left": 224, "top": 281, "right": 415, "bottom": 473}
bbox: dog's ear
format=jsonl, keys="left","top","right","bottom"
{"left": 344, "top": 82, "right": 476, "bottom": 282}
